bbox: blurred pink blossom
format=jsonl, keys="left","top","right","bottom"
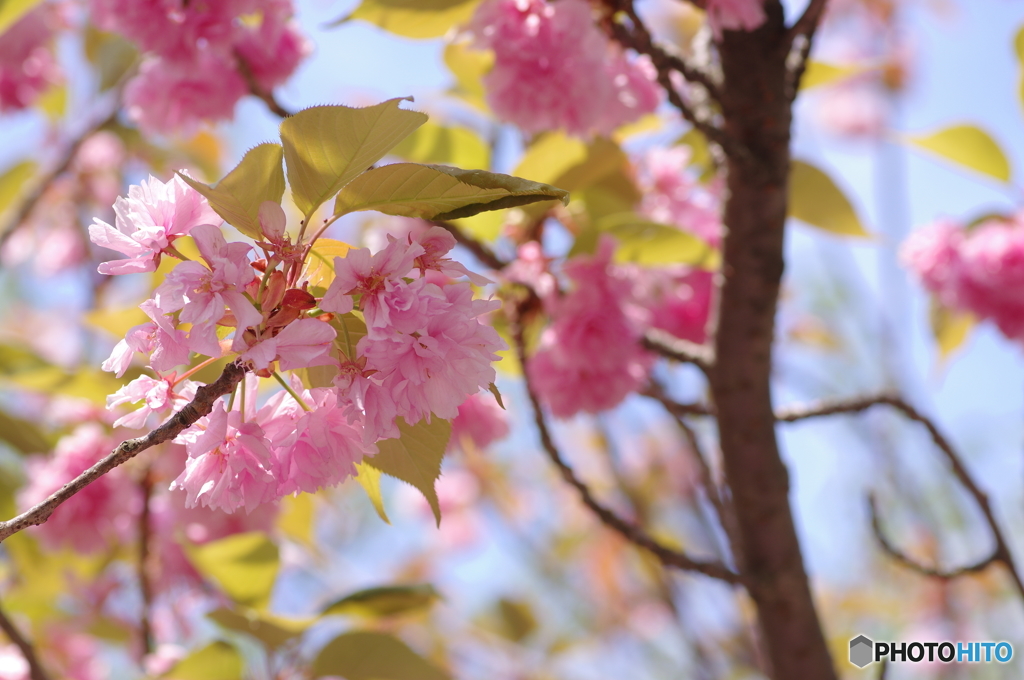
{"left": 450, "top": 392, "right": 509, "bottom": 450}
{"left": 0, "top": 7, "right": 61, "bottom": 111}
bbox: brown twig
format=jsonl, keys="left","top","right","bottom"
{"left": 511, "top": 309, "right": 743, "bottom": 585}
{"left": 868, "top": 495, "right": 999, "bottom": 579}
{"left": 0, "top": 362, "right": 248, "bottom": 544}
{"left": 784, "top": 0, "right": 829, "bottom": 99}
{"left": 777, "top": 393, "right": 1024, "bottom": 599}
{"left": 641, "top": 329, "right": 715, "bottom": 376}
{"left": 235, "top": 51, "right": 294, "bottom": 119}
{"left": 0, "top": 598, "right": 51, "bottom": 680}
{"left": 429, "top": 220, "right": 507, "bottom": 271}
{"left": 137, "top": 469, "right": 155, "bottom": 657}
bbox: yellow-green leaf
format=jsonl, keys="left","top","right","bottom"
{"left": 334, "top": 0, "right": 482, "bottom": 39}
{"left": 788, "top": 159, "right": 870, "bottom": 237}
{"left": 495, "top": 598, "right": 538, "bottom": 642}
{"left": 185, "top": 532, "right": 279, "bottom": 610}
{"left": 389, "top": 121, "right": 490, "bottom": 170}
{"left": 277, "top": 493, "right": 315, "bottom": 545}
{"left": 280, "top": 99, "right": 427, "bottom": 218}
{"left": 36, "top": 83, "right": 66, "bottom": 121}
{"left": 312, "top": 632, "right": 450, "bottom": 680}
{"left": 368, "top": 417, "right": 451, "bottom": 526}
{"left": 84, "top": 305, "right": 149, "bottom": 339}
{"left": 0, "top": 160, "right": 36, "bottom": 218}
{"left": 589, "top": 213, "right": 719, "bottom": 269}
{"left": 355, "top": 461, "right": 389, "bottom": 523}
{"left": 0, "top": 0, "right": 42, "bottom": 36}
{"left": 83, "top": 25, "right": 138, "bottom": 92}
{"left": 178, "top": 143, "right": 285, "bottom": 239}
{"left": 443, "top": 40, "right": 492, "bottom": 109}
{"left": 903, "top": 124, "right": 1011, "bottom": 182}
{"left": 799, "top": 61, "right": 867, "bottom": 90}
{"left": 930, "top": 298, "right": 974, "bottom": 361}
{"left": 0, "top": 409, "right": 50, "bottom": 455}
{"left": 165, "top": 641, "right": 243, "bottom": 680}
{"left": 207, "top": 607, "right": 315, "bottom": 649}
{"left": 322, "top": 584, "right": 441, "bottom": 617}
{"left": 304, "top": 238, "right": 353, "bottom": 289}
{"left": 333, "top": 163, "right": 569, "bottom": 220}
{"left": 448, "top": 208, "right": 505, "bottom": 242}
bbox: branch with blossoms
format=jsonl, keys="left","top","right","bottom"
{"left": 776, "top": 394, "right": 1024, "bottom": 600}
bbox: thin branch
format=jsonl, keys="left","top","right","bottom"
{"left": 511, "top": 308, "right": 743, "bottom": 585}
{"left": 137, "top": 469, "right": 155, "bottom": 657}
{"left": 235, "top": 51, "right": 294, "bottom": 119}
{"left": 429, "top": 220, "right": 508, "bottom": 271}
{"left": 0, "top": 361, "right": 248, "bottom": 544}
{"left": 777, "top": 393, "right": 1024, "bottom": 599}
{"left": 868, "top": 495, "right": 998, "bottom": 580}
{"left": 784, "top": 0, "right": 829, "bottom": 99}
{"left": 641, "top": 385, "right": 714, "bottom": 418}
{"left": 786, "top": 0, "right": 828, "bottom": 49}
{"left": 0, "top": 598, "right": 51, "bottom": 680}
{"left": 641, "top": 329, "right": 715, "bottom": 376}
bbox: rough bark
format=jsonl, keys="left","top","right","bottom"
{"left": 711, "top": 3, "right": 838, "bottom": 678}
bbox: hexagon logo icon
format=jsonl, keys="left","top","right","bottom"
{"left": 850, "top": 635, "right": 874, "bottom": 668}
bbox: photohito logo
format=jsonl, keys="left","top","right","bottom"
{"left": 849, "top": 635, "right": 1013, "bottom": 668}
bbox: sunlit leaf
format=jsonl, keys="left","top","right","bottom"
{"left": 165, "top": 641, "right": 243, "bottom": 680}
{"left": 0, "top": 0, "right": 42, "bottom": 36}
{"left": 83, "top": 25, "right": 138, "bottom": 91}
{"left": 676, "top": 128, "right": 714, "bottom": 179}
{"left": 84, "top": 305, "right": 149, "bottom": 339}
{"left": 355, "top": 461, "right": 389, "bottom": 523}
{"left": 368, "top": 418, "right": 451, "bottom": 526}
{"left": 179, "top": 131, "right": 222, "bottom": 183}
{"left": 185, "top": 532, "right": 279, "bottom": 610}
{"left": 208, "top": 607, "right": 315, "bottom": 649}
{"left": 35, "top": 83, "right": 66, "bottom": 121}
{"left": 443, "top": 40, "right": 492, "bottom": 109}
{"left": 0, "top": 409, "right": 50, "bottom": 455}
{"left": 0, "top": 160, "right": 36, "bottom": 218}
{"left": 178, "top": 143, "right": 285, "bottom": 239}
{"left": 312, "top": 631, "right": 450, "bottom": 680}
{"left": 496, "top": 598, "right": 538, "bottom": 642}
{"left": 280, "top": 99, "right": 427, "bottom": 218}
{"left": 277, "top": 493, "right": 315, "bottom": 545}
{"left": 903, "top": 124, "right": 1011, "bottom": 182}
{"left": 930, "top": 298, "right": 974, "bottom": 361}
{"left": 329, "top": 0, "right": 481, "bottom": 38}
{"left": 333, "top": 163, "right": 569, "bottom": 220}
{"left": 799, "top": 61, "right": 867, "bottom": 90}
{"left": 304, "top": 238, "right": 353, "bottom": 288}
{"left": 590, "top": 213, "right": 719, "bottom": 268}
{"left": 389, "top": 121, "right": 490, "bottom": 170}
{"left": 449, "top": 208, "right": 505, "bottom": 242}
{"left": 322, "top": 584, "right": 441, "bottom": 617}
{"left": 788, "top": 160, "right": 870, "bottom": 237}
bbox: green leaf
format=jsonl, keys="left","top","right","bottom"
{"left": 0, "top": 409, "right": 50, "bottom": 455}
{"left": 83, "top": 25, "right": 138, "bottom": 92}
{"left": 389, "top": 121, "right": 490, "bottom": 170}
{"left": 330, "top": 0, "right": 481, "bottom": 38}
{"left": 0, "top": 160, "right": 36, "bottom": 218}
{"left": 799, "top": 61, "right": 866, "bottom": 90}
{"left": 368, "top": 417, "right": 451, "bottom": 526}
{"left": 177, "top": 143, "right": 285, "bottom": 239}
{"left": 903, "top": 124, "right": 1011, "bottom": 182}
{"left": 277, "top": 493, "right": 315, "bottom": 545}
{"left": 280, "top": 99, "right": 427, "bottom": 218}
{"left": 788, "top": 160, "right": 870, "bottom": 237}
{"left": 165, "top": 641, "right": 243, "bottom": 680}
{"left": 312, "top": 632, "right": 450, "bottom": 680}
{"left": 185, "top": 532, "right": 279, "bottom": 610}
{"left": 930, "top": 297, "right": 974, "bottom": 361}
{"left": 333, "top": 163, "right": 569, "bottom": 220}
{"left": 322, "top": 584, "right": 441, "bottom": 617}
{"left": 0, "top": 0, "right": 42, "bottom": 36}
{"left": 36, "top": 83, "right": 66, "bottom": 121}
{"left": 495, "top": 598, "right": 538, "bottom": 642}
{"left": 355, "top": 461, "right": 389, "bottom": 523}
{"left": 676, "top": 128, "right": 715, "bottom": 180}
{"left": 207, "top": 607, "right": 314, "bottom": 649}
{"left": 590, "top": 213, "right": 719, "bottom": 268}
{"left": 304, "top": 238, "right": 353, "bottom": 289}
{"left": 443, "top": 40, "right": 492, "bottom": 109}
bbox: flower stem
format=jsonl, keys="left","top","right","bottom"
{"left": 273, "top": 371, "right": 311, "bottom": 412}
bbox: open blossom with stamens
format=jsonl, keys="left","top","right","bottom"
{"left": 412, "top": 226, "right": 492, "bottom": 285}
{"left": 106, "top": 375, "right": 198, "bottom": 430}
{"left": 89, "top": 174, "right": 220, "bottom": 275}
{"left": 240, "top": 318, "right": 337, "bottom": 371}
{"left": 102, "top": 299, "right": 191, "bottom": 377}
{"left": 171, "top": 403, "right": 277, "bottom": 514}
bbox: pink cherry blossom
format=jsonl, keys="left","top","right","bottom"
{"left": 705, "top": 0, "right": 767, "bottom": 39}
{"left": 19, "top": 424, "right": 140, "bottom": 553}
{"left": 450, "top": 392, "right": 509, "bottom": 450}
{"left": 106, "top": 375, "right": 198, "bottom": 429}
{"left": 0, "top": 645, "right": 29, "bottom": 680}
{"left": 124, "top": 52, "right": 248, "bottom": 136}
{"left": 0, "top": 7, "right": 61, "bottom": 112}
{"left": 412, "top": 226, "right": 492, "bottom": 285}
{"left": 233, "top": 0, "right": 310, "bottom": 92}
{"left": 469, "top": 0, "right": 660, "bottom": 136}
{"left": 626, "top": 266, "right": 713, "bottom": 344}
{"left": 101, "top": 299, "right": 191, "bottom": 377}
{"left": 637, "top": 147, "right": 722, "bottom": 247}
{"left": 153, "top": 224, "right": 261, "bottom": 357}
{"left": 240, "top": 318, "right": 336, "bottom": 371}
{"left": 89, "top": 173, "right": 220, "bottom": 275}
{"left": 274, "top": 389, "right": 377, "bottom": 495}
{"left": 171, "top": 403, "right": 277, "bottom": 513}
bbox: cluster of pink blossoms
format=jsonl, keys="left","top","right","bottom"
{"left": 0, "top": 6, "right": 62, "bottom": 112}
{"left": 468, "top": 0, "right": 660, "bottom": 136}
{"left": 902, "top": 213, "right": 1024, "bottom": 342}
{"left": 84, "top": 174, "right": 505, "bottom": 513}
{"left": 89, "top": 0, "right": 308, "bottom": 133}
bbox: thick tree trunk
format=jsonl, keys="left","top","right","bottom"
{"left": 711, "top": 4, "right": 837, "bottom": 679}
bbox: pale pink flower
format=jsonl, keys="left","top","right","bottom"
{"left": 505, "top": 241, "right": 557, "bottom": 301}
{"left": 106, "top": 375, "right": 198, "bottom": 429}
{"left": 0, "top": 645, "right": 29, "bottom": 680}
{"left": 274, "top": 389, "right": 377, "bottom": 495}
{"left": 90, "top": 173, "right": 219, "bottom": 275}
{"left": 450, "top": 392, "right": 509, "bottom": 450}
{"left": 171, "top": 403, "right": 277, "bottom": 513}
{"left": 637, "top": 147, "right": 722, "bottom": 246}
{"left": 0, "top": 7, "right": 61, "bottom": 112}
{"left": 900, "top": 219, "right": 963, "bottom": 308}
{"left": 240, "top": 318, "right": 336, "bottom": 371}
{"left": 814, "top": 82, "right": 888, "bottom": 139}
{"left": 124, "top": 52, "right": 247, "bottom": 135}
{"left": 101, "top": 299, "right": 191, "bottom": 377}
{"left": 233, "top": 0, "right": 310, "bottom": 92}
{"left": 469, "top": 0, "right": 660, "bottom": 136}
{"left": 333, "top": 357, "right": 400, "bottom": 444}
{"left": 412, "top": 226, "right": 492, "bottom": 285}
{"left": 18, "top": 424, "right": 140, "bottom": 552}
{"left": 153, "top": 224, "right": 261, "bottom": 357}
{"left": 626, "top": 266, "right": 713, "bottom": 344}
{"left": 705, "top": 0, "right": 767, "bottom": 39}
